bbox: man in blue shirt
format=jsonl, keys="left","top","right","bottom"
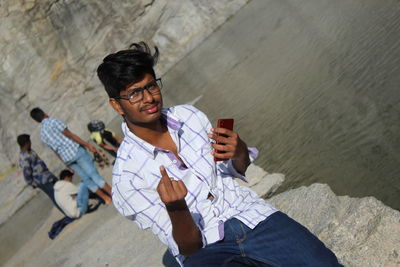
{"left": 30, "top": 108, "right": 112, "bottom": 205}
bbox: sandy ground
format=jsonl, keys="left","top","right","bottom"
{"left": 3, "top": 164, "right": 179, "bottom": 267}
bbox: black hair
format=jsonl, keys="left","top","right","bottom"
{"left": 17, "top": 134, "right": 30, "bottom": 147}
{"left": 59, "top": 169, "right": 74, "bottom": 180}
{"left": 30, "top": 107, "right": 45, "bottom": 122}
{"left": 87, "top": 120, "right": 105, "bottom": 132}
{"left": 97, "top": 42, "right": 159, "bottom": 98}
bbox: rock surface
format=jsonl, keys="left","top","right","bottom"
{"left": 3, "top": 169, "right": 399, "bottom": 266}
{"left": 0, "top": 170, "right": 37, "bottom": 226}
{"left": 269, "top": 184, "right": 400, "bottom": 267}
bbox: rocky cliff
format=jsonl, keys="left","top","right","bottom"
{"left": 0, "top": 0, "right": 248, "bottom": 171}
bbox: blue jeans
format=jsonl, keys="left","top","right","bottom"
{"left": 184, "top": 212, "right": 342, "bottom": 267}
{"left": 66, "top": 146, "right": 106, "bottom": 192}
{"left": 76, "top": 183, "right": 89, "bottom": 217}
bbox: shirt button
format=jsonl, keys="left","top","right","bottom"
{"left": 173, "top": 160, "right": 177, "bottom": 163}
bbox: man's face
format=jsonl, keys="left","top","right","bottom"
{"left": 109, "top": 73, "right": 163, "bottom": 127}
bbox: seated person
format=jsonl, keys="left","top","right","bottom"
{"left": 54, "top": 170, "right": 100, "bottom": 219}
{"left": 87, "top": 120, "right": 121, "bottom": 157}
{"left": 96, "top": 42, "right": 342, "bottom": 266}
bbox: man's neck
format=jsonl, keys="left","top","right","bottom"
{"left": 40, "top": 115, "right": 49, "bottom": 123}
{"left": 127, "top": 118, "right": 168, "bottom": 146}
{"left": 21, "top": 147, "right": 31, "bottom": 152}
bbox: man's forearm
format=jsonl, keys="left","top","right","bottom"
{"left": 101, "top": 143, "right": 118, "bottom": 151}
{"left": 64, "top": 131, "right": 89, "bottom": 147}
{"left": 62, "top": 128, "right": 97, "bottom": 152}
{"left": 167, "top": 200, "right": 202, "bottom": 256}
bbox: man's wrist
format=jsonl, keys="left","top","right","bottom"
{"left": 232, "top": 149, "right": 250, "bottom": 175}
{"left": 165, "top": 199, "right": 188, "bottom": 212}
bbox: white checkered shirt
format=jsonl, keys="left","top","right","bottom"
{"left": 40, "top": 118, "right": 79, "bottom": 162}
{"left": 112, "top": 105, "right": 277, "bottom": 265}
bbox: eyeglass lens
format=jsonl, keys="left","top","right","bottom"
{"left": 128, "top": 79, "right": 162, "bottom": 103}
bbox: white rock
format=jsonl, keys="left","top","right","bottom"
{"left": 269, "top": 184, "right": 400, "bottom": 267}
{"left": 236, "top": 163, "right": 285, "bottom": 198}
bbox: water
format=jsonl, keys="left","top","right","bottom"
{"left": 160, "top": 0, "right": 400, "bottom": 209}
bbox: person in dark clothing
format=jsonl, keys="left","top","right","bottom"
{"left": 87, "top": 120, "right": 121, "bottom": 158}
{"left": 17, "top": 134, "right": 64, "bottom": 214}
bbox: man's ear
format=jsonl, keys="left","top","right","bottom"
{"left": 109, "top": 98, "right": 125, "bottom": 116}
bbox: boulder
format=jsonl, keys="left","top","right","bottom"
{"left": 269, "top": 184, "right": 400, "bottom": 267}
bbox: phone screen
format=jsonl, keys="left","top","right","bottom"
{"left": 214, "top": 118, "right": 234, "bottom": 161}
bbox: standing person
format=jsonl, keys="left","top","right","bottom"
{"left": 17, "top": 134, "right": 64, "bottom": 214}
{"left": 29, "top": 108, "right": 112, "bottom": 205}
{"left": 87, "top": 120, "right": 121, "bottom": 158}
{"left": 96, "top": 42, "right": 342, "bottom": 266}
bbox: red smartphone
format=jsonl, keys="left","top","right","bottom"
{"left": 214, "top": 118, "right": 234, "bottom": 161}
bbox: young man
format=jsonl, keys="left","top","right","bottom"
{"left": 97, "top": 42, "right": 342, "bottom": 266}
{"left": 54, "top": 170, "right": 100, "bottom": 218}
{"left": 17, "top": 134, "right": 64, "bottom": 214}
{"left": 30, "top": 108, "right": 112, "bottom": 205}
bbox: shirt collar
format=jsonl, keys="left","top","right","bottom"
{"left": 20, "top": 149, "right": 34, "bottom": 158}
{"left": 121, "top": 108, "right": 184, "bottom": 159}
{"left": 20, "top": 150, "right": 29, "bottom": 157}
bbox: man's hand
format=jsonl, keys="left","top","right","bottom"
{"left": 62, "top": 128, "right": 97, "bottom": 153}
{"left": 208, "top": 128, "right": 250, "bottom": 174}
{"left": 208, "top": 128, "right": 247, "bottom": 160}
{"left": 157, "top": 166, "right": 188, "bottom": 211}
{"left": 157, "top": 165, "right": 201, "bottom": 256}
{"left": 86, "top": 143, "right": 97, "bottom": 153}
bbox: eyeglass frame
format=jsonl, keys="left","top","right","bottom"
{"left": 113, "top": 78, "right": 163, "bottom": 104}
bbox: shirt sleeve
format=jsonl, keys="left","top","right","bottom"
{"left": 183, "top": 105, "right": 260, "bottom": 182}
{"left": 21, "top": 157, "right": 35, "bottom": 186}
{"left": 106, "top": 129, "right": 116, "bottom": 137}
{"left": 135, "top": 205, "right": 181, "bottom": 257}
{"left": 113, "top": 172, "right": 181, "bottom": 256}
{"left": 226, "top": 147, "right": 259, "bottom": 182}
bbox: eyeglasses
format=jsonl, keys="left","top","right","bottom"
{"left": 114, "top": 78, "right": 163, "bottom": 104}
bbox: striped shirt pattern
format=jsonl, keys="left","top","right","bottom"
{"left": 40, "top": 118, "right": 79, "bottom": 162}
{"left": 112, "top": 105, "right": 277, "bottom": 265}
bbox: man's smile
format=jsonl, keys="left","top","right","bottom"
{"left": 141, "top": 104, "right": 159, "bottom": 114}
